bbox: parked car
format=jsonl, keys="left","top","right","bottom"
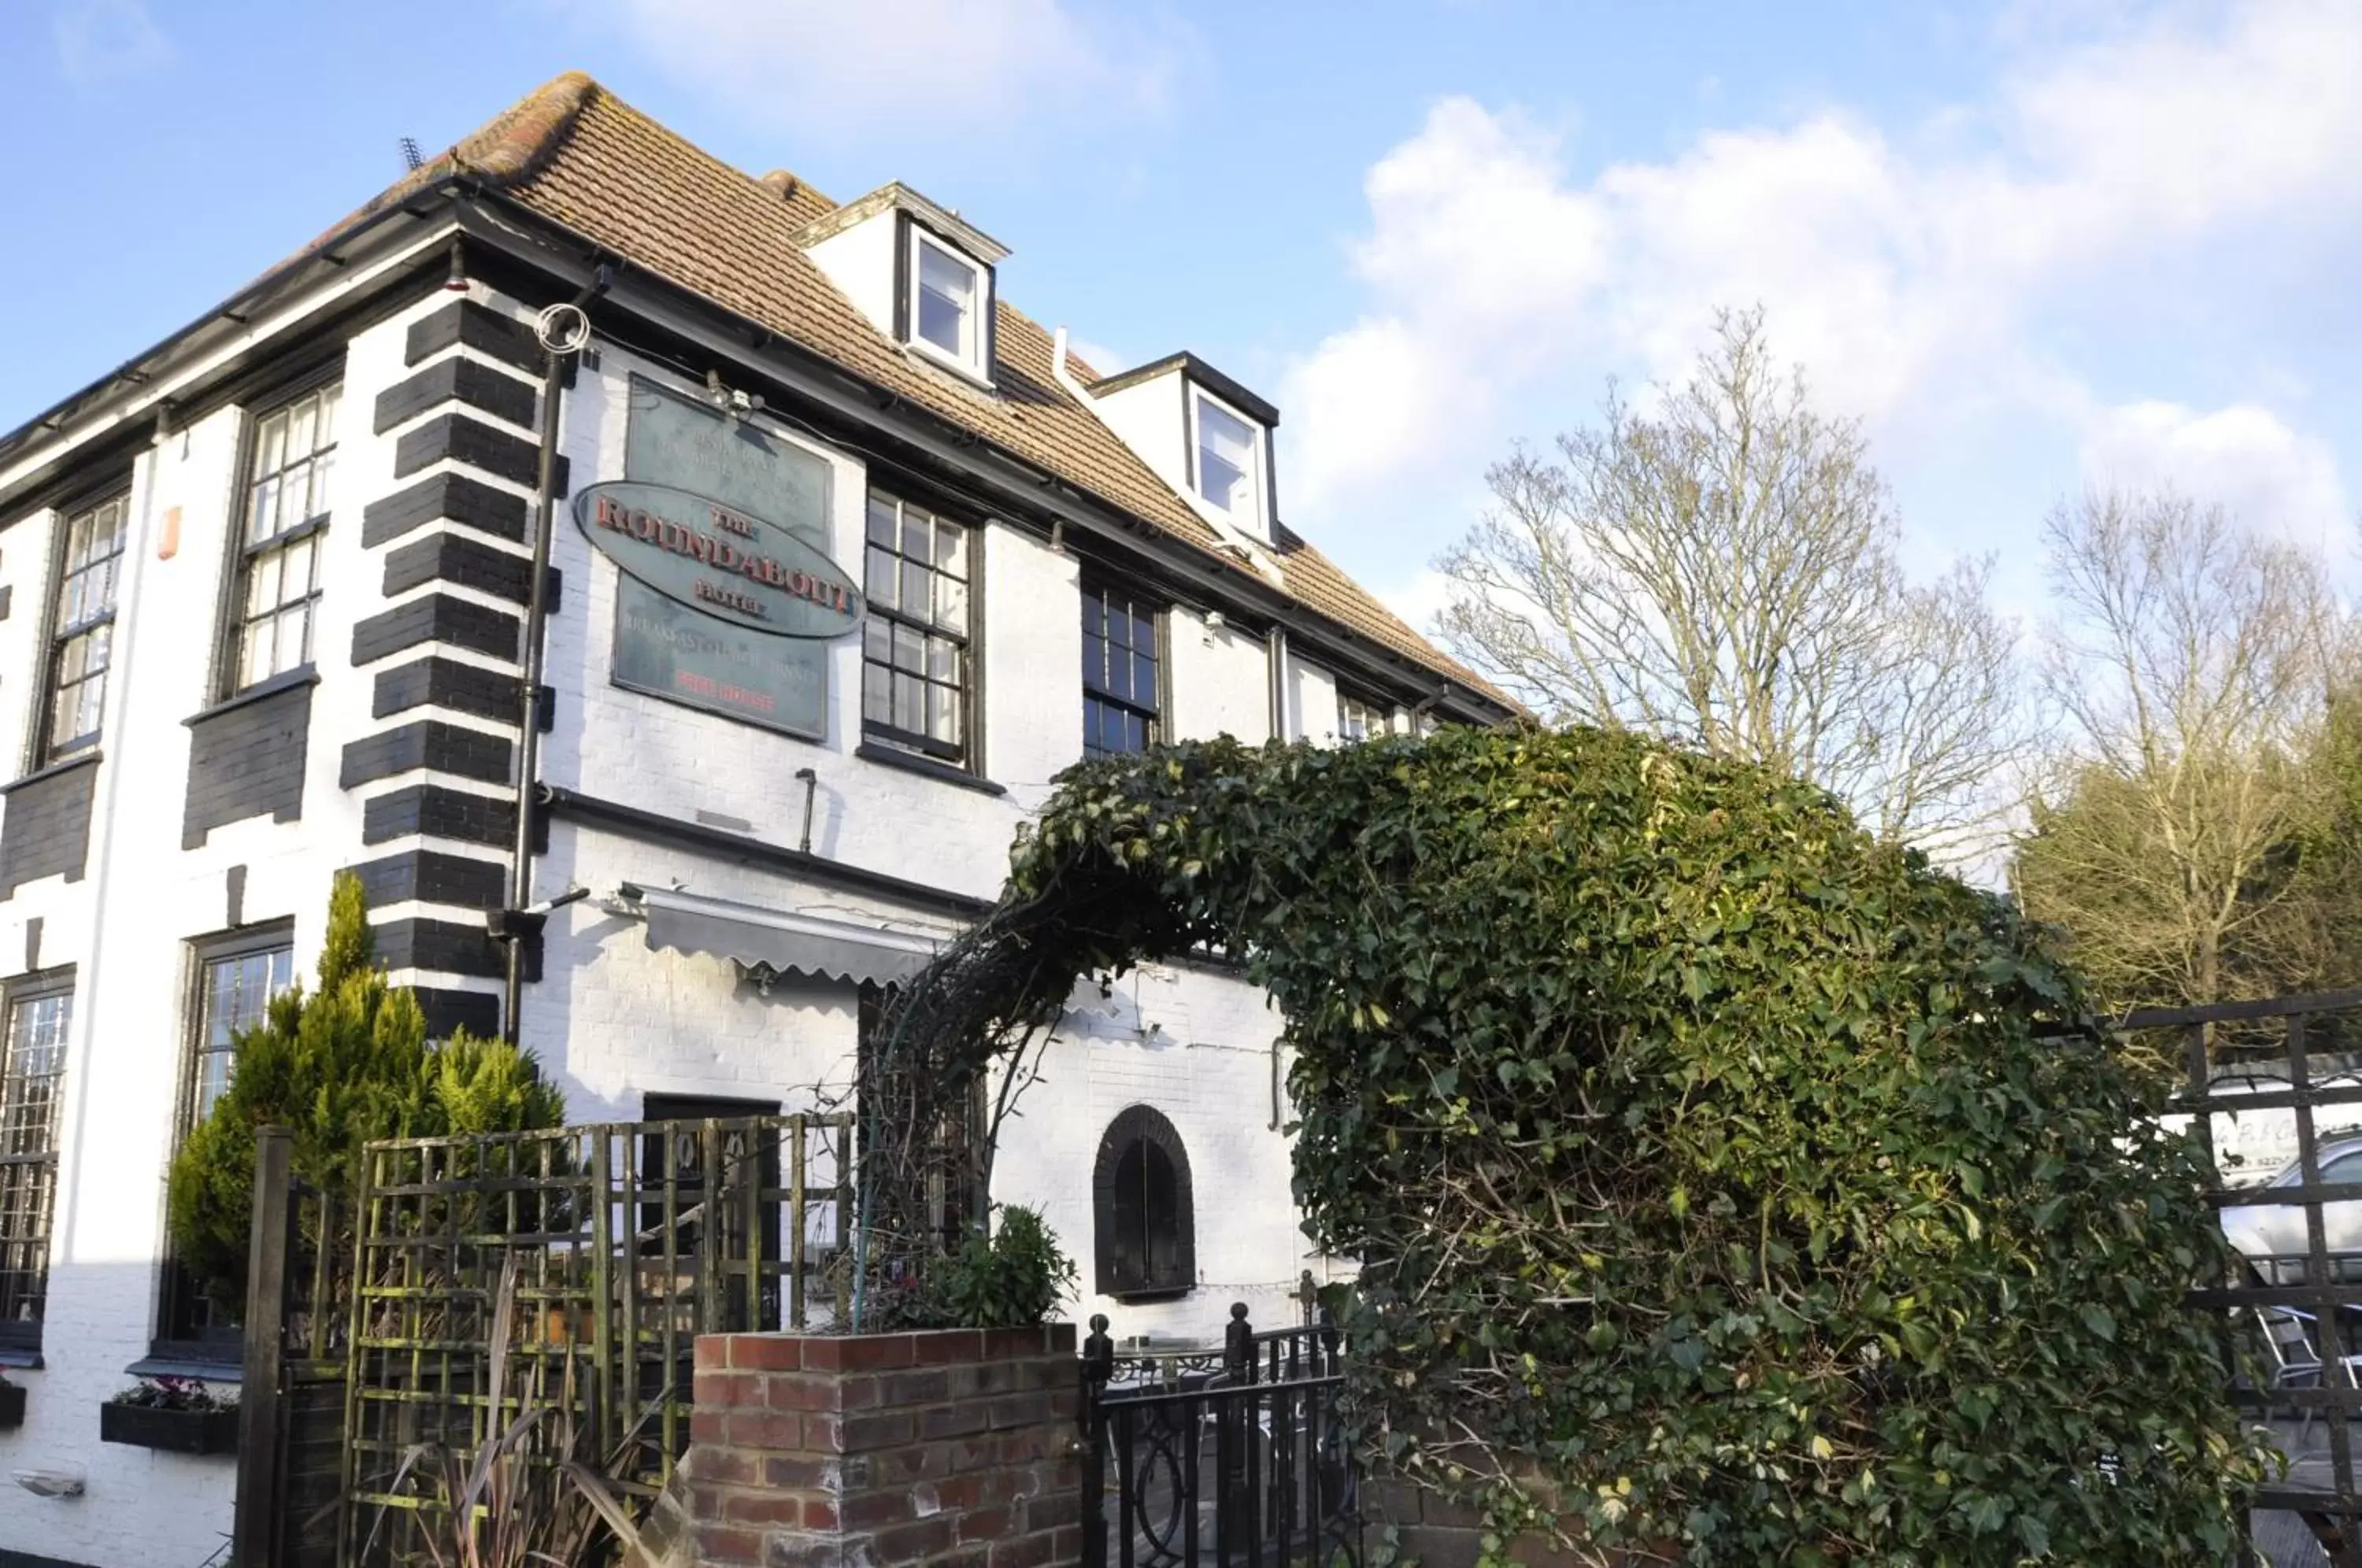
{"left": 2220, "top": 1134, "right": 2362, "bottom": 1283}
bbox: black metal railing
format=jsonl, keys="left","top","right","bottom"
{"left": 1081, "top": 1303, "right": 1360, "bottom": 1568}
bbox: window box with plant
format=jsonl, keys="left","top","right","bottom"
{"left": 100, "top": 1377, "right": 239, "bottom": 1455}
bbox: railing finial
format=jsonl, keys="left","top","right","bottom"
{"left": 1224, "top": 1300, "right": 1253, "bottom": 1379}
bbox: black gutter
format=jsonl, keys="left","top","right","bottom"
{"left": 536, "top": 786, "right": 994, "bottom": 921}
{"left": 444, "top": 196, "right": 1512, "bottom": 729}
{"left": 0, "top": 177, "right": 468, "bottom": 483}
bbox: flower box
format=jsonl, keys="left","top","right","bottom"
{"left": 99, "top": 1401, "right": 239, "bottom": 1455}
{"left": 0, "top": 1383, "right": 22, "bottom": 1430}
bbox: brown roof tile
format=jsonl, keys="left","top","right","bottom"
{"left": 361, "top": 73, "right": 1500, "bottom": 704}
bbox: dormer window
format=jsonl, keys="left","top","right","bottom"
{"left": 1083, "top": 352, "right": 1279, "bottom": 544}
{"left": 796, "top": 183, "right": 1006, "bottom": 387}
{"left": 1191, "top": 390, "right": 1261, "bottom": 521}
{"left": 913, "top": 235, "right": 979, "bottom": 365}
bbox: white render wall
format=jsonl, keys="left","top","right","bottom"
{"left": 1165, "top": 607, "right": 1271, "bottom": 748}
{"left": 989, "top": 961, "right": 1346, "bottom": 1343}
{"left": 0, "top": 298, "right": 417, "bottom": 1560}
{"left": 0, "top": 299, "right": 1375, "bottom": 1564}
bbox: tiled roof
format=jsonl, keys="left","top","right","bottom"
{"left": 391, "top": 72, "right": 1499, "bottom": 704}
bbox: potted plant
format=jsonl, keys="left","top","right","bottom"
{"left": 0, "top": 1372, "right": 23, "bottom": 1431}
{"left": 100, "top": 1377, "right": 238, "bottom": 1455}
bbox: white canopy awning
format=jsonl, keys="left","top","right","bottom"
{"left": 623, "top": 884, "right": 941, "bottom": 991}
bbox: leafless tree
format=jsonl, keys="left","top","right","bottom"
{"left": 1435, "top": 308, "right": 2021, "bottom": 854}
{"left": 2014, "top": 490, "right": 2347, "bottom": 1006}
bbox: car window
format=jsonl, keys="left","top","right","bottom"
{"left": 2323, "top": 1151, "right": 2362, "bottom": 1185}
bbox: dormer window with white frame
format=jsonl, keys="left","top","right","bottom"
{"left": 794, "top": 183, "right": 1007, "bottom": 390}
{"left": 1190, "top": 388, "right": 1264, "bottom": 527}
{"left": 911, "top": 231, "right": 981, "bottom": 370}
{"left": 1076, "top": 351, "right": 1281, "bottom": 549}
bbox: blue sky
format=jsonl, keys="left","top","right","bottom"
{"left": 6, "top": 0, "right": 2357, "bottom": 627}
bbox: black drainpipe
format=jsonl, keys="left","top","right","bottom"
{"left": 498, "top": 268, "right": 610, "bottom": 1042}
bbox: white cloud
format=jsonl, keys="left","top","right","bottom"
{"left": 2079, "top": 401, "right": 2352, "bottom": 549}
{"left": 597, "top": 0, "right": 1174, "bottom": 142}
{"left": 1283, "top": 0, "right": 2362, "bottom": 531}
{"left": 1065, "top": 336, "right": 1131, "bottom": 379}
{"left": 51, "top": 0, "right": 169, "bottom": 81}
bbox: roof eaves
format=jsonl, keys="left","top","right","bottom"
{"left": 792, "top": 181, "right": 1009, "bottom": 265}
{"left": 1090, "top": 351, "right": 1279, "bottom": 427}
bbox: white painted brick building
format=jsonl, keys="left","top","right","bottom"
{"left": 0, "top": 73, "right": 1508, "bottom": 1567}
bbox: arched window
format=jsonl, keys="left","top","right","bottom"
{"left": 1093, "top": 1105, "right": 1195, "bottom": 1299}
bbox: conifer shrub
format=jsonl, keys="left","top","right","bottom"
{"left": 167, "top": 872, "right": 565, "bottom": 1311}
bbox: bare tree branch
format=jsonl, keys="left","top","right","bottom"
{"left": 1434, "top": 308, "right": 2023, "bottom": 856}
{"left": 2013, "top": 489, "right": 2345, "bottom": 1006}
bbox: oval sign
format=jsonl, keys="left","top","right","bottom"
{"left": 575, "top": 480, "right": 862, "bottom": 639}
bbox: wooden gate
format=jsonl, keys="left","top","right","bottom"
{"left": 338, "top": 1112, "right": 852, "bottom": 1566}
{"left": 229, "top": 1112, "right": 853, "bottom": 1566}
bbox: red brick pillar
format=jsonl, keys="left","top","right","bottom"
{"left": 657, "top": 1326, "right": 1083, "bottom": 1568}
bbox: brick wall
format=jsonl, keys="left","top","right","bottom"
{"left": 637, "top": 1326, "right": 1082, "bottom": 1568}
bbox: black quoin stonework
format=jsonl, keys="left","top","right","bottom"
{"left": 339, "top": 721, "right": 512, "bottom": 790}
{"left": 372, "top": 354, "right": 540, "bottom": 437}
{"left": 361, "top": 472, "right": 531, "bottom": 549}
{"left": 371, "top": 916, "right": 539, "bottom": 982}
{"left": 372, "top": 656, "right": 519, "bottom": 724}
{"left": 361, "top": 782, "right": 539, "bottom": 850}
{"left": 414, "top": 986, "right": 502, "bottom": 1041}
{"left": 402, "top": 298, "right": 546, "bottom": 375}
{"left": 0, "top": 754, "right": 98, "bottom": 896}
{"left": 351, "top": 593, "right": 520, "bottom": 667}
{"left": 382, "top": 530, "right": 557, "bottom": 608}
{"left": 349, "top": 849, "right": 509, "bottom": 912}
{"left": 372, "top": 661, "right": 553, "bottom": 731}
{"left": 181, "top": 679, "right": 314, "bottom": 849}
{"left": 392, "top": 412, "right": 565, "bottom": 493}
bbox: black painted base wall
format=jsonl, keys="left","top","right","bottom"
{"left": 0, "top": 755, "right": 98, "bottom": 895}
{"left": 183, "top": 679, "right": 313, "bottom": 849}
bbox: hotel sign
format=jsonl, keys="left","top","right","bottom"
{"left": 575, "top": 481, "right": 862, "bottom": 638}
{"left": 606, "top": 376, "right": 854, "bottom": 738}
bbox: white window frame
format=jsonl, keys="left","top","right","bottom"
{"left": 1336, "top": 690, "right": 1389, "bottom": 745}
{"left": 1187, "top": 383, "right": 1268, "bottom": 535}
{"left": 905, "top": 227, "right": 991, "bottom": 384}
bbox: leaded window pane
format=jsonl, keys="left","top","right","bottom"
{"left": 192, "top": 945, "right": 294, "bottom": 1126}
{"left": 0, "top": 989, "right": 71, "bottom": 1334}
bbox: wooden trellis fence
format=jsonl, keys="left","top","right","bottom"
{"left": 334, "top": 1111, "right": 853, "bottom": 1566}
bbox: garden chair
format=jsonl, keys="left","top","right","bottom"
{"left": 2253, "top": 1305, "right": 2362, "bottom": 1451}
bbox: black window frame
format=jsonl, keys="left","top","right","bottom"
{"left": 37, "top": 485, "right": 131, "bottom": 765}
{"left": 221, "top": 376, "right": 341, "bottom": 699}
{"left": 1092, "top": 1104, "right": 1196, "bottom": 1301}
{"left": 861, "top": 490, "right": 977, "bottom": 767}
{"left": 0, "top": 967, "right": 73, "bottom": 1351}
{"left": 1081, "top": 579, "right": 1164, "bottom": 759}
{"left": 154, "top": 922, "right": 297, "bottom": 1359}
